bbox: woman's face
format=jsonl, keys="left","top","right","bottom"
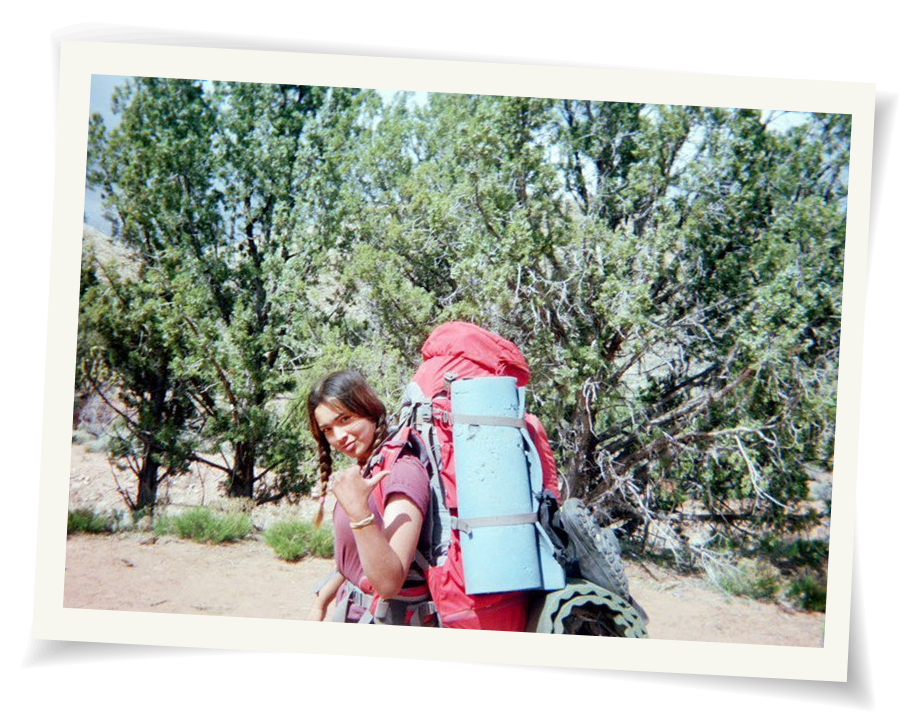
{"left": 313, "top": 401, "right": 377, "bottom": 462}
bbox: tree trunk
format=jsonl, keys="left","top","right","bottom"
{"left": 228, "top": 442, "right": 256, "bottom": 498}
{"left": 135, "top": 447, "right": 160, "bottom": 513}
{"left": 566, "top": 387, "right": 598, "bottom": 499}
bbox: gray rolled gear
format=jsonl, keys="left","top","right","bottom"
{"left": 558, "top": 498, "right": 648, "bottom": 622}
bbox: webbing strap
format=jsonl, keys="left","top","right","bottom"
{"left": 451, "top": 413, "right": 527, "bottom": 429}
{"left": 452, "top": 512, "right": 538, "bottom": 534}
{"left": 339, "top": 579, "right": 437, "bottom": 626}
{"left": 418, "top": 420, "right": 441, "bottom": 482}
{"left": 413, "top": 549, "right": 430, "bottom": 572}
{"left": 370, "top": 596, "right": 437, "bottom": 626}
{"left": 414, "top": 401, "right": 452, "bottom": 567}
{"left": 408, "top": 601, "right": 438, "bottom": 626}
{"left": 333, "top": 581, "right": 368, "bottom": 623}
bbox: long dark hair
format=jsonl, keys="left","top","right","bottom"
{"left": 307, "top": 370, "right": 388, "bottom": 526}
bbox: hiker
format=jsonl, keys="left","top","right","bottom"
{"left": 301, "top": 323, "right": 648, "bottom": 634}
{"left": 305, "top": 369, "right": 433, "bottom": 624}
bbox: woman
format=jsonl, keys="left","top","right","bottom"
{"left": 305, "top": 370, "right": 431, "bottom": 624}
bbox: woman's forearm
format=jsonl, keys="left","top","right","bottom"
{"left": 351, "top": 497, "right": 423, "bottom": 599}
{"left": 352, "top": 525, "right": 411, "bottom": 599}
{"left": 308, "top": 569, "right": 345, "bottom": 620}
{"left": 316, "top": 570, "right": 345, "bottom": 604}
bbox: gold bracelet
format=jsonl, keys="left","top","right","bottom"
{"left": 349, "top": 513, "right": 375, "bottom": 530}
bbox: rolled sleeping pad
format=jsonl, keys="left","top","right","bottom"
{"left": 526, "top": 578, "right": 649, "bottom": 637}
{"left": 452, "top": 376, "right": 565, "bottom": 595}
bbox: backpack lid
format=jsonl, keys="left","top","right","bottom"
{"left": 421, "top": 321, "right": 530, "bottom": 387}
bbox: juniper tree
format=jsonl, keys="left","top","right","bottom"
{"left": 83, "top": 80, "right": 846, "bottom": 556}
{"left": 85, "top": 78, "right": 363, "bottom": 504}
{"left": 287, "top": 93, "right": 847, "bottom": 558}
{"left": 81, "top": 79, "right": 214, "bottom": 512}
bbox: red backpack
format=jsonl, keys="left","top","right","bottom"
{"left": 364, "top": 322, "right": 561, "bottom": 630}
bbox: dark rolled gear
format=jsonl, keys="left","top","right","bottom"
{"left": 527, "top": 578, "right": 648, "bottom": 637}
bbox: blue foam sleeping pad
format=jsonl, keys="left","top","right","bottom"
{"left": 452, "top": 377, "right": 565, "bottom": 595}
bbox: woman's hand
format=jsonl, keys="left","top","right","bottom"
{"left": 330, "top": 465, "right": 389, "bottom": 523}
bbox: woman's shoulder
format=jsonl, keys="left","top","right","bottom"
{"left": 389, "top": 450, "right": 427, "bottom": 480}
{"left": 381, "top": 451, "right": 430, "bottom": 509}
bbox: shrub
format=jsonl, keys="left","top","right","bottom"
{"left": 788, "top": 571, "right": 828, "bottom": 612}
{"left": 156, "top": 507, "right": 251, "bottom": 544}
{"left": 307, "top": 523, "right": 335, "bottom": 558}
{"left": 264, "top": 520, "right": 335, "bottom": 561}
{"left": 710, "top": 558, "right": 782, "bottom": 601}
{"left": 68, "top": 508, "right": 120, "bottom": 534}
{"left": 760, "top": 536, "right": 829, "bottom": 570}
{"left": 74, "top": 433, "right": 109, "bottom": 453}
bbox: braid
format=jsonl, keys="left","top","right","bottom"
{"left": 313, "top": 438, "right": 333, "bottom": 528}
{"left": 361, "top": 414, "right": 391, "bottom": 477}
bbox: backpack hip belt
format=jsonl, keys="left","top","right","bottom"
{"left": 333, "top": 579, "right": 438, "bottom": 627}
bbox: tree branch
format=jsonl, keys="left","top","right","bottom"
{"left": 85, "top": 373, "right": 140, "bottom": 433}
{"left": 189, "top": 453, "right": 232, "bottom": 475}
{"left": 182, "top": 315, "right": 241, "bottom": 424}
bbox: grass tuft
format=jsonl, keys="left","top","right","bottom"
{"left": 263, "top": 520, "right": 335, "bottom": 561}
{"left": 68, "top": 508, "right": 121, "bottom": 534}
{"left": 710, "top": 558, "right": 782, "bottom": 601}
{"left": 155, "top": 507, "right": 251, "bottom": 544}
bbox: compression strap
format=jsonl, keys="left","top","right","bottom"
{"left": 451, "top": 512, "right": 538, "bottom": 534}
{"left": 450, "top": 413, "right": 527, "bottom": 429}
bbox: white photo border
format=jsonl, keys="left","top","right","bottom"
{"left": 36, "top": 40, "right": 874, "bottom": 682}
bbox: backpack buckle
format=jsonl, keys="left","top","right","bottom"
{"left": 364, "top": 452, "right": 384, "bottom": 475}
{"left": 414, "top": 401, "right": 433, "bottom": 426}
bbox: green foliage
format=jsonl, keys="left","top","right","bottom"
{"left": 760, "top": 536, "right": 830, "bottom": 571}
{"left": 72, "top": 429, "right": 109, "bottom": 453}
{"left": 82, "top": 79, "right": 845, "bottom": 569}
{"left": 155, "top": 507, "right": 251, "bottom": 544}
{"left": 263, "top": 520, "right": 335, "bottom": 561}
{"left": 788, "top": 570, "right": 828, "bottom": 612}
{"left": 711, "top": 558, "right": 782, "bottom": 601}
{"left": 82, "top": 79, "right": 355, "bottom": 506}
{"left": 68, "top": 508, "right": 122, "bottom": 534}
{"left": 701, "top": 533, "right": 829, "bottom": 607}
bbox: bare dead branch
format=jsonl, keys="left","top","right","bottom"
{"left": 190, "top": 453, "right": 232, "bottom": 475}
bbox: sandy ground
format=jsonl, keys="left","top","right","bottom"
{"left": 64, "top": 443, "right": 825, "bottom": 645}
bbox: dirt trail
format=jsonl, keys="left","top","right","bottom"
{"left": 64, "top": 444, "right": 825, "bottom": 646}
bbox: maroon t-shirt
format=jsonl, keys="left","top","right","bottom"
{"left": 333, "top": 453, "right": 430, "bottom": 588}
